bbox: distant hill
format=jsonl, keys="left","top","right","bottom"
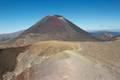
{"left": 91, "top": 31, "right": 120, "bottom": 41}
{"left": 111, "top": 35, "right": 120, "bottom": 41}
{"left": 0, "top": 30, "right": 24, "bottom": 42}
{"left": 91, "top": 31, "right": 120, "bottom": 36}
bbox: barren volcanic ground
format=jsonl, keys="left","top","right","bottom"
{"left": 0, "top": 40, "right": 120, "bottom": 80}
{"left": 0, "top": 15, "right": 120, "bottom": 80}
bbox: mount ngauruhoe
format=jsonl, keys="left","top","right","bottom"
{"left": 0, "top": 15, "right": 120, "bottom": 80}
{"left": 0, "top": 15, "right": 97, "bottom": 48}
{"left": 21, "top": 15, "right": 95, "bottom": 41}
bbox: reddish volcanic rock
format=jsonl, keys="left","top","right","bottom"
{"left": 15, "top": 52, "right": 117, "bottom": 80}
{"left": 0, "top": 15, "right": 97, "bottom": 48}
{"left": 16, "top": 15, "right": 96, "bottom": 42}
{"left": 16, "top": 68, "right": 32, "bottom": 80}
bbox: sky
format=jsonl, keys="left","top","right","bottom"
{"left": 0, "top": 0, "right": 120, "bottom": 33}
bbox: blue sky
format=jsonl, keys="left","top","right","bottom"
{"left": 0, "top": 0, "right": 120, "bottom": 33}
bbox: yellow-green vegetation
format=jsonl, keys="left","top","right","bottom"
{"left": 14, "top": 41, "right": 79, "bottom": 76}
{"left": 29, "top": 41, "right": 79, "bottom": 56}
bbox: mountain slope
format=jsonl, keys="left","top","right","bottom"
{"left": 0, "top": 15, "right": 97, "bottom": 48}
{"left": 16, "top": 15, "right": 96, "bottom": 41}
{"left": 0, "top": 30, "right": 24, "bottom": 43}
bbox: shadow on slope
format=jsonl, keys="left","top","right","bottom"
{"left": 0, "top": 46, "right": 28, "bottom": 79}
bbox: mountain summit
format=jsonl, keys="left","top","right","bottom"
{"left": 0, "top": 15, "right": 96, "bottom": 47}
{"left": 19, "top": 15, "right": 96, "bottom": 41}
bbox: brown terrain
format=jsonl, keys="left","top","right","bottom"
{"left": 0, "top": 15, "right": 120, "bottom": 80}
{"left": 95, "top": 32, "right": 114, "bottom": 41}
